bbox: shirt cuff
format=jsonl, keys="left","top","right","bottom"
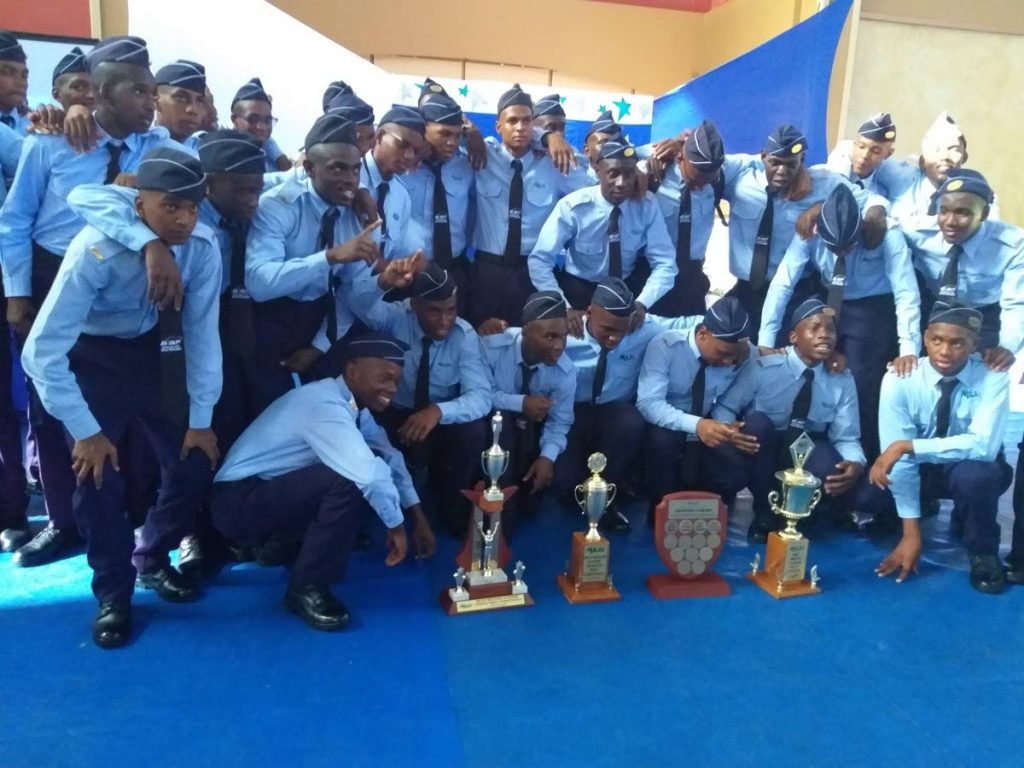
{"left": 898, "top": 340, "right": 919, "bottom": 358}
{"left": 910, "top": 437, "right": 943, "bottom": 460}
{"left": 66, "top": 411, "right": 103, "bottom": 442}
{"left": 188, "top": 405, "right": 214, "bottom": 430}
{"left": 2, "top": 270, "right": 31, "bottom": 297}
{"left": 540, "top": 443, "right": 561, "bottom": 462}
{"left": 436, "top": 402, "right": 454, "bottom": 425}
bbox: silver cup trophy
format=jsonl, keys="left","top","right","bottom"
{"left": 767, "top": 432, "right": 823, "bottom": 540}
{"left": 481, "top": 413, "right": 509, "bottom": 503}
{"left": 574, "top": 453, "right": 617, "bottom": 541}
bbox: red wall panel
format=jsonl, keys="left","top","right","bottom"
{"left": 0, "top": 0, "right": 91, "bottom": 38}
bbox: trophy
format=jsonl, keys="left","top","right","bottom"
{"left": 648, "top": 491, "right": 730, "bottom": 599}
{"left": 557, "top": 453, "right": 621, "bottom": 604}
{"left": 440, "top": 413, "right": 534, "bottom": 615}
{"left": 748, "top": 432, "right": 823, "bottom": 599}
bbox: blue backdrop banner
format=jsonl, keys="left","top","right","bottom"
{"left": 651, "top": 0, "right": 853, "bottom": 164}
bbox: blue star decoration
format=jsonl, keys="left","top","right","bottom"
{"left": 598, "top": 104, "right": 607, "bottom": 113}
{"left": 415, "top": 82, "right": 425, "bottom": 90}
{"left": 560, "top": 96, "right": 567, "bottom": 103}
{"left": 458, "top": 84, "right": 469, "bottom": 97}
{"left": 613, "top": 97, "right": 632, "bottom": 120}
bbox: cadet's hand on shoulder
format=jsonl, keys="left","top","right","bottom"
{"left": 328, "top": 219, "right": 381, "bottom": 265}
{"left": 889, "top": 354, "right": 918, "bottom": 377}
{"left": 72, "top": 433, "right": 119, "bottom": 489}
{"left": 407, "top": 505, "right": 436, "bottom": 559}
{"left": 695, "top": 418, "right": 735, "bottom": 448}
{"left": 651, "top": 137, "right": 683, "bottom": 163}
{"left": 352, "top": 187, "right": 380, "bottom": 228}
{"left": 795, "top": 202, "right": 822, "bottom": 241}
{"left": 826, "top": 350, "right": 847, "bottom": 374}
{"left": 63, "top": 104, "right": 98, "bottom": 152}
{"left": 385, "top": 523, "right": 409, "bottom": 566}
{"left": 981, "top": 346, "right": 1015, "bottom": 372}
{"left": 27, "top": 104, "right": 66, "bottom": 135}
{"left": 465, "top": 124, "right": 487, "bottom": 171}
{"left": 523, "top": 457, "right": 554, "bottom": 495}
{"left": 398, "top": 404, "right": 442, "bottom": 444}
{"left": 567, "top": 309, "right": 585, "bottom": 339}
{"left": 631, "top": 169, "right": 648, "bottom": 201}
{"left": 726, "top": 422, "right": 759, "bottom": 454}
{"left": 824, "top": 460, "right": 862, "bottom": 496}
{"left": 757, "top": 345, "right": 785, "bottom": 357}
{"left": 6, "top": 297, "right": 36, "bottom": 337}
{"left": 861, "top": 205, "right": 888, "bottom": 250}
{"left": 145, "top": 240, "right": 184, "bottom": 311}
{"left": 876, "top": 525, "right": 921, "bottom": 583}
{"left": 629, "top": 303, "right": 647, "bottom": 332}
{"left": 476, "top": 318, "right": 508, "bottom": 336}
{"left": 544, "top": 131, "right": 577, "bottom": 175}
{"left": 645, "top": 156, "right": 664, "bottom": 188}
{"left": 279, "top": 346, "right": 322, "bottom": 373}
{"left": 523, "top": 395, "right": 553, "bottom": 422}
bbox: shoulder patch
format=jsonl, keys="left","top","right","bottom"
{"left": 993, "top": 222, "right": 1024, "bottom": 249}
{"left": 566, "top": 186, "right": 597, "bottom": 209}
{"left": 659, "top": 329, "right": 690, "bottom": 347}
{"left": 481, "top": 331, "right": 515, "bottom": 349}
{"left": 756, "top": 354, "right": 787, "bottom": 368}
{"left": 556, "top": 352, "right": 575, "bottom": 374}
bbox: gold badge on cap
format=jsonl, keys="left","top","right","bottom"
{"left": 968, "top": 316, "right": 981, "bottom": 329}
{"left": 947, "top": 179, "right": 964, "bottom": 191}
{"left": 429, "top": 84, "right": 442, "bottom": 93}
{"left": 790, "top": 143, "right": 803, "bottom": 154}
{"left": 884, "top": 130, "right": 896, "bottom": 139}
{"left": 624, "top": 147, "right": 635, "bottom": 157}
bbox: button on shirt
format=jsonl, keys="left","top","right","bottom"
{"left": 878, "top": 356, "right": 1009, "bottom": 518}
{"left": 472, "top": 137, "right": 591, "bottom": 257}
{"left": 479, "top": 327, "right": 577, "bottom": 461}
{"left": 903, "top": 220, "right": 1024, "bottom": 353}
{"left": 348, "top": 277, "right": 491, "bottom": 423}
{"left": 760, "top": 227, "right": 922, "bottom": 355}
{"left": 404, "top": 154, "right": 473, "bottom": 261}
{"left": 0, "top": 127, "right": 183, "bottom": 296}
{"left": 637, "top": 327, "right": 756, "bottom": 433}
{"left": 21, "top": 222, "right": 223, "bottom": 441}
{"left": 724, "top": 160, "right": 870, "bottom": 283}
{"left": 711, "top": 346, "right": 865, "bottom": 464}
{"left": 361, "top": 151, "right": 412, "bottom": 261}
{"left": 566, "top": 314, "right": 698, "bottom": 405}
{"left": 215, "top": 378, "right": 417, "bottom": 528}
{"left": 528, "top": 185, "right": 677, "bottom": 309}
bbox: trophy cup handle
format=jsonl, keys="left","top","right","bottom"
{"left": 574, "top": 483, "right": 586, "bottom": 511}
{"left": 606, "top": 482, "right": 617, "bottom": 507}
{"left": 808, "top": 488, "right": 822, "bottom": 513}
{"left": 767, "top": 489, "right": 780, "bottom": 515}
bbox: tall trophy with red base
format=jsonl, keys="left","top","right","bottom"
{"left": 648, "top": 491, "right": 730, "bottom": 599}
{"left": 557, "top": 453, "right": 621, "bottom": 604}
{"left": 749, "top": 433, "right": 823, "bottom": 599}
{"left": 440, "top": 413, "right": 533, "bottom": 615}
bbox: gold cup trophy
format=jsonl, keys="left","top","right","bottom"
{"left": 748, "top": 433, "right": 823, "bottom": 599}
{"left": 557, "top": 453, "right": 622, "bottom": 604}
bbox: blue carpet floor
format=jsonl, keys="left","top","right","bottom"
{"left": 2, "top": 435, "right": 1022, "bottom": 767}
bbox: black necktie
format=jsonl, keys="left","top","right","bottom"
{"left": 516, "top": 361, "right": 538, "bottom": 475}
{"left": 415, "top": 336, "right": 432, "bottom": 410}
{"left": 222, "top": 219, "right": 255, "bottom": 358}
{"left": 0, "top": 114, "right": 14, "bottom": 129}
{"left": 504, "top": 158, "right": 524, "bottom": 265}
{"left": 826, "top": 252, "right": 847, "bottom": 314}
{"left": 676, "top": 186, "right": 692, "bottom": 263}
{"left": 158, "top": 305, "right": 189, "bottom": 429}
{"left": 853, "top": 177, "right": 865, "bottom": 189}
{"left": 376, "top": 182, "right": 389, "bottom": 237}
{"left": 591, "top": 347, "right": 610, "bottom": 405}
{"left": 431, "top": 162, "right": 453, "bottom": 268}
{"left": 319, "top": 206, "right": 340, "bottom": 344}
{"left": 105, "top": 143, "right": 125, "bottom": 184}
{"left": 935, "top": 376, "right": 959, "bottom": 438}
{"left": 608, "top": 205, "right": 622, "bottom": 279}
{"left": 939, "top": 244, "right": 963, "bottom": 301}
{"left": 782, "top": 368, "right": 815, "bottom": 453}
{"left": 680, "top": 358, "right": 708, "bottom": 487}
{"left": 749, "top": 186, "right": 775, "bottom": 291}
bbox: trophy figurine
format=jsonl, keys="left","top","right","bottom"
{"left": 748, "top": 432, "right": 823, "bottom": 599}
{"left": 647, "top": 491, "right": 730, "bottom": 600}
{"left": 439, "top": 413, "right": 534, "bottom": 615}
{"left": 557, "top": 453, "right": 621, "bottom": 604}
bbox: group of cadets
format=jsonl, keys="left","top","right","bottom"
{"left": 0, "top": 33, "right": 1021, "bottom": 649}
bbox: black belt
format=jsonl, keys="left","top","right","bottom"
{"left": 475, "top": 250, "right": 525, "bottom": 269}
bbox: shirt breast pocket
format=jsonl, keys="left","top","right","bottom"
{"left": 526, "top": 182, "right": 554, "bottom": 208}
{"left": 729, "top": 194, "right": 765, "bottom": 223}
{"left": 572, "top": 236, "right": 606, "bottom": 261}
{"left": 431, "top": 362, "right": 461, "bottom": 400}
{"left": 476, "top": 175, "right": 503, "bottom": 199}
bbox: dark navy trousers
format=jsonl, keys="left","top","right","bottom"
{"left": 645, "top": 423, "right": 701, "bottom": 506}
{"left": 0, "top": 280, "right": 27, "bottom": 529}
{"left": 468, "top": 254, "right": 535, "bottom": 327}
{"left": 553, "top": 400, "right": 645, "bottom": 498}
{"left": 212, "top": 464, "right": 367, "bottom": 585}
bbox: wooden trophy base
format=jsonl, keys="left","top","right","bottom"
{"left": 439, "top": 580, "right": 534, "bottom": 615}
{"left": 557, "top": 531, "right": 621, "bottom": 604}
{"left": 749, "top": 530, "right": 821, "bottom": 599}
{"left": 647, "top": 572, "right": 731, "bottom": 600}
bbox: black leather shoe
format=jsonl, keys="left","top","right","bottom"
{"left": 284, "top": 583, "right": 351, "bottom": 631}
{"left": 599, "top": 508, "right": 631, "bottom": 536}
{"left": 863, "top": 511, "right": 901, "bottom": 538}
{"left": 177, "top": 535, "right": 204, "bottom": 577}
{"left": 1004, "top": 553, "right": 1024, "bottom": 586}
{"left": 13, "top": 524, "right": 79, "bottom": 567}
{"left": 968, "top": 553, "right": 1006, "bottom": 595}
{"left": 1, "top": 524, "right": 32, "bottom": 553}
{"left": 747, "top": 517, "right": 773, "bottom": 543}
{"left": 137, "top": 566, "right": 200, "bottom": 603}
{"left": 93, "top": 601, "right": 131, "bottom": 649}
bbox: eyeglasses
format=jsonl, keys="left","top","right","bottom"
{"left": 238, "top": 113, "right": 277, "bottom": 128}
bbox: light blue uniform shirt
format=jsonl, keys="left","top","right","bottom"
{"left": 215, "top": 377, "right": 417, "bottom": 528}
{"left": 877, "top": 356, "right": 1008, "bottom": 519}
{"left": 760, "top": 227, "right": 922, "bottom": 356}
{"left": 0, "top": 107, "right": 31, "bottom": 135}
{"left": 403, "top": 154, "right": 474, "bottom": 262}
{"left": 877, "top": 160, "right": 1002, "bottom": 229}
{"left": 528, "top": 185, "right": 677, "bottom": 309}
{"left": 724, "top": 160, "right": 868, "bottom": 283}
{"left": 902, "top": 220, "right": 1024, "bottom": 353}
{"left": 264, "top": 136, "right": 285, "bottom": 172}
{"left": 712, "top": 345, "right": 865, "bottom": 464}
{"left": 472, "top": 137, "right": 591, "bottom": 257}
{"left": 0, "top": 120, "right": 23, "bottom": 206}
{"left": 637, "top": 327, "right": 756, "bottom": 434}
{"left": 478, "top": 327, "right": 577, "bottom": 461}
{"left": 348, "top": 277, "right": 491, "bottom": 424}
{"left": 21, "top": 221, "right": 223, "bottom": 441}
{"left": 361, "top": 150, "right": 412, "bottom": 261}
{"left": 0, "top": 126, "right": 182, "bottom": 296}
{"left": 566, "top": 314, "right": 697, "bottom": 405}
{"left": 824, "top": 142, "right": 892, "bottom": 200}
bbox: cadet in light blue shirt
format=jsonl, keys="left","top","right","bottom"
{"left": 865, "top": 303, "right": 1016, "bottom": 593}
{"left": 0, "top": 32, "right": 29, "bottom": 135}
{"left": 469, "top": 83, "right": 591, "bottom": 326}
{"left": 824, "top": 113, "right": 897, "bottom": 199}
{"left": 245, "top": 114, "right": 379, "bottom": 413}
{"left": 22, "top": 148, "right": 222, "bottom": 649}
{"left": 212, "top": 332, "right": 437, "bottom": 632}
{"left": 709, "top": 299, "right": 867, "bottom": 541}
{"left": 350, "top": 261, "right": 491, "bottom": 536}
{"left": 479, "top": 291, "right": 577, "bottom": 504}
{"left": 638, "top": 297, "right": 759, "bottom": 519}
{"left": 529, "top": 139, "right": 677, "bottom": 315}
{"left": 230, "top": 78, "right": 291, "bottom": 173}
{"left": 153, "top": 60, "right": 207, "bottom": 147}
{"left": 901, "top": 168, "right": 1023, "bottom": 359}
{"left": 761, "top": 184, "right": 921, "bottom": 459}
